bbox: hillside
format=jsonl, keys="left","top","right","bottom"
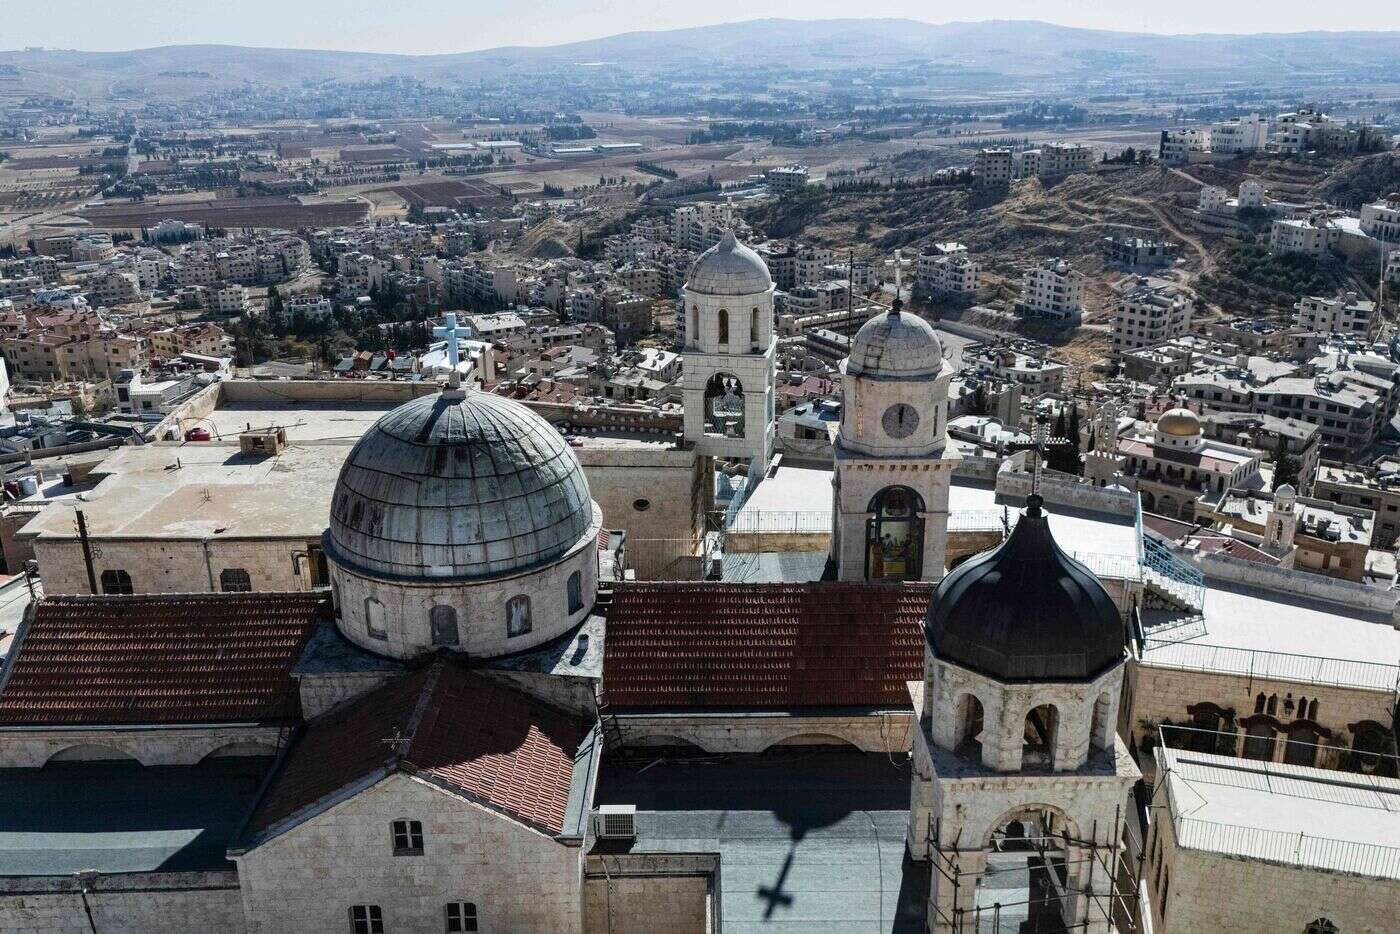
{"left": 4, "top": 20, "right": 1400, "bottom": 98}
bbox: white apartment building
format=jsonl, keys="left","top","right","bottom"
{"left": 974, "top": 148, "right": 1013, "bottom": 187}
{"left": 1294, "top": 291, "right": 1377, "bottom": 337}
{"left": 1032, "top": 142, "right": 1093, "bottom": 178}
{"left": 1160, "top": 115, "right": 1267, "bottom": 164}
{"left": 1270, "top": 216, "right": 1340, "bottom": 259}
{"left": 1387, "top": 250, "right": 1400, "bottom": 287}
{"left": 1111, "top": 277, "right": 1191, "bottom": 356}
{"left": 672, "top": 203, "right": 735, "bottom": 253}
{"left": 1020, "top": 258, "right": 1085, "bottom": 324}
{"left": 915, "top": 243, "right": 980, "bottom": 297}
{"left": 765, "top": 165, "right": 809, "bottom": 191}
{"left": 285, "top": 295, "right": 334, "bottom": 320}
{"left": 210, "top": 283, "right": 247, "bottom": 316}
{"left": 1360, "top": 195, "right": 1400, "bottom": 243}
{"left": 1238, "top": 180, "right": 1268, "bottom": 209}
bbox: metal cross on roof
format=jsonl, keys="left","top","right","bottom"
{"left": 432, "top": 312, "right": 465, "bottom": 390}
{"left": 380, "top": 726, "right": 412, "bottom": 758}
{"left": 1004, "top": 411, "right": 1077, "bottom": 499}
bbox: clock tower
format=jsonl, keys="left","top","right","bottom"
{"left": 831, "top": 301, "right": 960, "bottom": 582}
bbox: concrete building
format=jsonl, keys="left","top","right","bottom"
{"left": 1294, "top": 291, "right": 1377, "bottom": 337}
{"left": 915, "top": 243, "right": 980, "bottom": 298}
{"left": 764, "top": 164, "right": 809, "bottom": 191}
{"left": 1271, "top": 215, "right": 1341, "bottom": 259}
{"left": 1110, "top": 276, "right": 1191, "bottom": 356}
{"left": 1359, "top": 194, "right": 1400, "bottom": 243}
{"left": 1311, "top": 457, "right": 1400, "bottom": 547}
{"left": 1020, "top": 258, "right": 1085, "bottom": 324}
{"left": 974, "top": 148, "right": 1013, "bottom": 187}
{"left": 1101, "top": 235, "right": 1174, "bottom": 268}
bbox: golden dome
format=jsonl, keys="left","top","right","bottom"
{"left": 1157, "top": 407, "right": 1201, "bottom": 438}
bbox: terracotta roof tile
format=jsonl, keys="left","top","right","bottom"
{"left": 602, "top": 582, "right": 930, "bottom": 709}
{"left": 247, "top": 660, "right": 592, "bottom": 838}
{"left": 0, "top": 593, "right": 327, "bottom": 726}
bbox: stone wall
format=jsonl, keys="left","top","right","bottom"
{"left": 583, "top": 854, "right": 715, "bottom": 934}
{"left": 34, "top": 535, "right": 317, "bottom": 596}
{"left": 0, "top": 725, "right": 284, "bottom": 768}
{"left": 1190, "top": 550, "right": 1398, "bottom": 616}
{"left": 234, "top": 773, "right": 585, "bottom": 934}
{"left": 618, "top": 710, "right": 913, "bottom": 754}
{"left": 0, "top": 872, "right": 243, "bottom": 934}
{"left": 575, "top": 447, "right": 709, "bottom": 580}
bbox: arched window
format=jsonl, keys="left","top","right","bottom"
{"left": 1307, "top": 699, "right": 1319, "bottom": 720}
{"left": 567, "top": 570, "right": 583, "bottom": 614}
{"left": 865, "top": 486, "right": 925, "bottom": 581}
{"left": 446, "top": 902, "right": 479, "bottom": 933}
{"left": 689, "top": 305, "right": 698, "bottom": 343}
{"left": 219, "top": 568, "right": 252, "bottom": 592}
{"left": 1266, "top": 694, "right": 1278, "bottom": 716}
{"left": 430, "top": 605, "right": 459, "bottom": 646}
{"left": 1305, "top": 919, "right": 1339, "bottom": 934}
{"left": 954, "top": 693, "right": 984, "bottom": 756}
{"left": 365, "top": 598, "right": 387, "bottom": 640}
{"left": 506, "top": 595, "right": 531, "bottom": 638}
{"left": 749, "top": 307, "right": 759, "bottom": 349}
{"left": 1254, "top": 692, "right": 1266, "bottom": 714}
{"left": 1295, "top": 695, "right": 1306, "bottom": 718}
{"left": 100, "top": 569, "right": 133, "bottom": 595}
{"left": 703, "top": 372, "right": 745, "bottom": 439}
{"left": 1349, "top": 721, "right": 1394, "bottom": 775}
{"left": 1023, "top": 704, "right": 1059, "bottom": 770}
{"left": 1090, "top": 691, "right": 1114, "bottom": 751}
{"left": 717, "top": 308, "right": 729, "bottom": 346}
{"left": 1284, "top": 725, "right": 1320, "bottom": 766}
{"left": 1243, "top": 721, "right": 1275, "bottom": 761}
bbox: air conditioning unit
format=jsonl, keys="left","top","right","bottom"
{"left": 593, "top": 804, "right": 636, "bottom": 840}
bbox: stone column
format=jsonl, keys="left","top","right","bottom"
{"left": 928, "top": 849, "right": 987, "bottom": 934}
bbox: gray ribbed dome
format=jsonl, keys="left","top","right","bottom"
{"left": 327, "top": 391, "right": 594, "bottom": 581}
{"left": 846, "top": 308, "right": 944, "bottom": 380}
{"left": 685, "top": 231, "right": 773, "bottom": 296}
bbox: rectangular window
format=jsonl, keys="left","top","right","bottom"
{"left": 445, "top": 903, "right": 478, "bottom": 933}
{"left": 392, "top": 819, "right": 424, "bottom": 855}
{"left": 349, "top": 905, "right": 384, "bottom": 934}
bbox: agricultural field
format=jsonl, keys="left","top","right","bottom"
{"left": 79, "top": 195, "right": 368, "bottom": 230}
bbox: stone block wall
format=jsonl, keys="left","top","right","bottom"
{"left": 583, "top": 854, "right": 715, "bottom": 934}
{"left": 0, "top": 725, "right": 284, "bottom": 768}
{"left": 0, "top": 872, "right": 243, "bottom": 934}
{"left": 34, "top": 535, "right": 316, "bottom": 596}
{"left": 234, "top": 773, "right": 585, "bottom": 934}
{"left": 619, "top": 710, "right": 913, "bottom": 755}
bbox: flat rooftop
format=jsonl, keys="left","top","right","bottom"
{"left": 594, "top": 749, "right": 927, "bottom": 933}
{"left": 0, "top": 759, "right": 267, "bottom": 875}
{"left": 201, "top": 400, "right": 398, "bottom": 442}
{"left": 1140, "top": 578, "right": 1400, "bottom": 690}
{"left": 1158, "top": 747, "right": 1400, "bottom": 879}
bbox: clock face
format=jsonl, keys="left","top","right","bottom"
{"left": 883, "top": 403, "right": 919, "bottom": 439}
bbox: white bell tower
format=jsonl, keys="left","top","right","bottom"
{"left": 680, "top": 231, "right": 776, "bottom": 464}
{"left": 831, "top": 300, "right": 960, "bottom": 581}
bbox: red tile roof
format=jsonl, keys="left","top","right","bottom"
{"left": 247, "top": 660, "right": 593, "bottom": 839}
{"left": 602, "top": 582, "right": 930, "bottom": 709}
{"left": 0, "top": 593, "right": 328, "bottom": 726}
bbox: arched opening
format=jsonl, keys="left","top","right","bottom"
{"left": 567, "top": 570, "right": 584, "bottom": 614}
{"left": 1090, "top": 691, "right": 1114, "bottom": 751}
{"left": 1186, "top": 702, "right": 1237, "bottom": 754}
{"left": 1139, "top": 491, "right": 1157, "bottom": 513}
{"left": 749, "top": 307, "right": 759, "bottom": 350}
{"left": 1023, "top": 704, "right": 1059, "bottom": 770}
{"left": 1178, "top": 501, "right": 1194, "bottom": 521}
{"left": 220, "top": 568, "right": 252, "bottom": 592}
{"left": 1266, "top": 694, "right": 1278, "bottom": 716}
{"left": 865, "top": 486, "right": 924, "bottom": 581}
{"left": 430, "top": 604, "right": 459, "bottom": 646}
{"left": 505, "top": 595, "right": 531, "bottom": 638}
{"left": 627, "top": 733, "right": 710, "bottom": 757}
{"left": 199, "top": 741, "right": 278, "bottom": 760}
{"left": 1347, "top": 721, "right": 1398, "bottom": 776}
{"left": 1283, "top": 724, "right": 1321, "bottom": 766}
{"left": 1308, "top": 698, "right": 1319, "bottom": 720}
{"left": 703, "top": 372, "right": 746, "bottom": 438}
{"left": 1254, "top": 692, "right": 1266, "bottom": 714}
{"left": 1305, "top": 919, "right": 1339, "bottom": 934}
{"left": 45, "top": 744, "right": 139, "bottom": 765}
{"left": 976, "top": 804, "right": 1080, "bottom": 932}
{"left": 1242, "top": 720, "right": 1276, "bottom": 761}
{"left": 717, "top": 308, "right": 729, "bottom": 346}
{"left": 100, "top": 568, "right": 133, "bottom": 595}
{"left": 688, "top": 305, "right": 698, "bottom": 343}
{"left": 364, "top": 597, "right": 387, "bottom": 640}
{"left": 955, "top": 693, "right": 985, "bottom": 758}
{"left": 766, "top": 732, "right": 863, "bottom": 751}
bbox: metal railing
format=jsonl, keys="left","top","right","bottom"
{"left": 726, "top": 509, "right": 832, "bottom": 534}
{"left": 1172, "top": 816, "right": 1400, "bottom": 880}
{"left": 1141, "top": 534, "right": 1206, "bottom": 610}
{"left": 1141, "top": 639, "right": 1400, "bottom": 692}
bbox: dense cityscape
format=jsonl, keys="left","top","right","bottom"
{"left": 0, "top": 9, "right": 1398, "bottom": 934}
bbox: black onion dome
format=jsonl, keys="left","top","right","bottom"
{"left": 926, "top": 495, "right": 1125, "bottom": 681}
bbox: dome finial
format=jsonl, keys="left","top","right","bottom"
{"left": 718, "top": 229, "right": 738, "bottom": 250}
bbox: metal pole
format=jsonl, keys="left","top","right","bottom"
{"left": 75, "top": 509, "right": 98, "bottom": 594}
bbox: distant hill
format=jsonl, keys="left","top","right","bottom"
{"left": 5, "top": 19, "right": 1400, "bottom": 98}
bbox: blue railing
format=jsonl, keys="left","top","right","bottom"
{"left": 1142, "top": 534, "right": 1206, "bottom": 610}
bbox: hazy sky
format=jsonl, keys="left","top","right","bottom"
{"left": 8, "top": 1, "right": 1399, "bottom": 54}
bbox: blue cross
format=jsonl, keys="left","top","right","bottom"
{"left": 433, "top": 313, "right": 466, "bottom": 386}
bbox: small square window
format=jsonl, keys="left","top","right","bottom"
{"left": 445, "top": 902, "right": 478, "bottom": 933}
{"left": 391, "top": 819, "right": 423, "bottom": 855}
{"left": 349, "top": 905, "right": 384, "bottom": 934}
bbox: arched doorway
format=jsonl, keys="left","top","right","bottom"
{"left": 703, "top": 372, "right": 746, "bottom": 438}
{"left": 955, "top": 693, "right": 985, "bottom": 758}
{"left": 975, "top": 804, "right": 1081, "bottom": 933}
{"left": 865, "top": 486, "right": 924, "bottom": 581}
{"left": 1023, "top": 704, "right": 1059, "bottom": 770}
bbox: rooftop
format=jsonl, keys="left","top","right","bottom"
{"left": 1157, "top": 747, "right": 1400, "bottom": 879}
{"left": 0, "top": 592, "right": 327, "bottom": 726}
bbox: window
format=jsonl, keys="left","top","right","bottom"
{"left": 506, "top": 595, "right": 532, "bottom": 638}
{"left": 1306, "top": 919, "right": 1339, "bottom": 934}
{"left": 100, "top": 569, "right": 133, "bottom": 595}
{"left": 1243, "top": 721, "right": 1275, "bottom": 761}
{"left": 865, "top": 487, "right": 925, "bottom": 581}
{"left": 445, "top": 902, "right": 478, "bottom": 933}
{"left": 567, "top": 571, "right": 584, "bottom": 614}
{"left": 365, "top": 598, "right": 387, "bottom": 640}
{"left": 391, "top": 819, "right": 423, "bottom": 855}
{"left": 632, "top": 498, "right": 651, "bottom": 511}
{"left": 430, "top": 605, "right": 459, "bottom": 646}
{"left": 717, "top": 308, "right": 729, "bottom": 346}
{"left": 219, "top": 568, "right": 252, "bottom": 593}
{"left": 349, "top": 905, "right": 384, "bottom": 934}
